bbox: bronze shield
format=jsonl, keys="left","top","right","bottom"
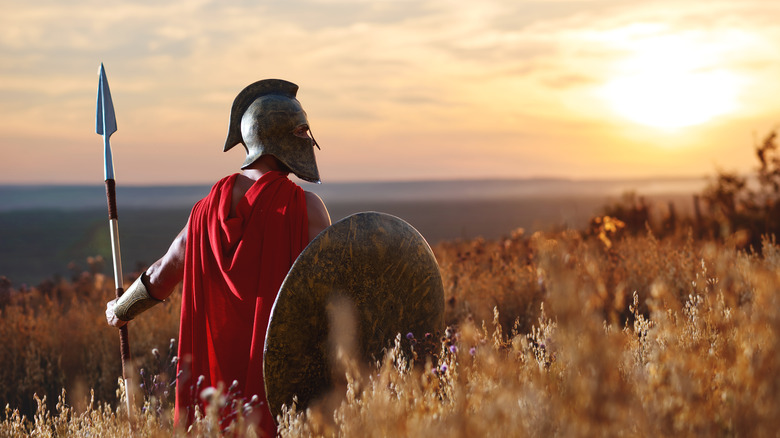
{"left": 263, "top": 211, "right": 445, "bottom": 420}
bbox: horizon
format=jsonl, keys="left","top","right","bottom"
{"left": 3, "top": 1, "right": 780, "bottom": 185}
{"left": 0, "top": 172, "right": 713, "bottom": 187}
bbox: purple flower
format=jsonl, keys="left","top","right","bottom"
{"left": 406, "top": 332, "right": 414, "bottom": 340}
{"left": 440, "top": 363, "right": 448, "bottom": 373}
{"left": 469, "top": 347, "right": 476, "bottom": 356}
{"left": 449, "top": 345, "right": 457, "bottom": 354}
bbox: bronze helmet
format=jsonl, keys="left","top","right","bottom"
{"left": 223, "top": 79, "right": 321, "bottom": 183}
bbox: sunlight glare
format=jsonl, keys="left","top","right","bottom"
{"left": 599, "top": 31, "right": 743, "bottom": 130}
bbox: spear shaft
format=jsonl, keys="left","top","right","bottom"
{"left": 96, "top": 63, "right": 134, "bottom": 420}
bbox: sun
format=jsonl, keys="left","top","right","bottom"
{"left": 599, "top": 30, "right": 742, "bottom": 130}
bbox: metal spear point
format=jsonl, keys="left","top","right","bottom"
{"left": 96, "top": 63, "right": 135, "bottom": 421}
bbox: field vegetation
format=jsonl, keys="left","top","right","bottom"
{"left": 2, "top": 132, "right": 780, "bottom": 436}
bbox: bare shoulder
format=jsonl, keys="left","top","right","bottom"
{"left": 304, "top": 191, "right": 331, "bottom": 241}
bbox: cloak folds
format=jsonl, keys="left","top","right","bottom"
{"left": 175, "top": 171, "right": 309, "bottom": 432}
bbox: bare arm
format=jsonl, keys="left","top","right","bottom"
{"left": 145, "top": 222, "right": 188, "bottom": 300}
{"left": 106, "top": 222, "right": 188, "bottom": 327}
{"left": 305, "top": 191, "right": 331, "bottom": 242}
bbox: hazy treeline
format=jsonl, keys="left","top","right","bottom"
{"left": 598, "top": 129, "right": 780, "bottom": 251}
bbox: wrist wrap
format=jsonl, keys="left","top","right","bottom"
{"left": 114, "top": 273, "right": 162, "bottom": 321}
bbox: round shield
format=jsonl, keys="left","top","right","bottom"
{"left": 263, "top": 211, "right": 445, "bottom": 420}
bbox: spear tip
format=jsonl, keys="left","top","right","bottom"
{"left": 96, "top": 63, "right": 117, "bottom": 137}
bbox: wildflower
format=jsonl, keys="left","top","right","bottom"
{"left": 440, "top": 363, "right": 448, "bottom": 373}
{"left": 195, "top": 375, "right": 206, "bottom": 392}
{"left": 152, "top": 348, "right": 160, "bottom": 359}
{"left": 406, "top": 332, "right": 414, "bottom": 340}
{"left": 449, "top": 345, "right": 457, "bottom": 354}
{"left": 200, "top": 386, "right": 217, "bottom": 401}
{"left": 469, "top": 347, "right": 476, "bottom": 356}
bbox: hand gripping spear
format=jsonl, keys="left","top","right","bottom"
{"left": 96, "top": 63, "right": 135, "bottom": 420}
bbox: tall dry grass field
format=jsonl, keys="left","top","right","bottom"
{"left": 2, "top": 227, "right": 780, "bottom": 436}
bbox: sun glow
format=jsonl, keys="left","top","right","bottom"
{"left": 599, "top": 28, "right": 743, "bottom": 130}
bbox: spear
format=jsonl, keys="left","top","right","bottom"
{"left": 96, "top": 63, "right": 134, "bottom": 420}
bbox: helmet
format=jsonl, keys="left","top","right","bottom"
{"left": 223, "top": 79, "right": 321, "bottom": 183}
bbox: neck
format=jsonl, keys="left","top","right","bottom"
{"left": 241, "top": 156, "right": 287, "bottom": 181}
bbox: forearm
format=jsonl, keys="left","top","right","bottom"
{"left": 111, "top": 236, "right": 182, "bottom": 320}
{"left": 145, "top": 255, "right": 183, "bottom": 301}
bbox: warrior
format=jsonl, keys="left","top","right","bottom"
{"left": 105, "top": 79, "right": 331, "bottom": 436}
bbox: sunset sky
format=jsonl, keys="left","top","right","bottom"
{"left": 2, "top": 0, "right": 780, "bottom": 185}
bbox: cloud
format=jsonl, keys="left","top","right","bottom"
{"left": 2, "top": 0, "right": 780, "bottom": 183}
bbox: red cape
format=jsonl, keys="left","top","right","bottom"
{"left": 175, "top": 171, "right": 308, "bottom": 434}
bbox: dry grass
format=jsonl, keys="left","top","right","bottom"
{"left": 2, "top": 229, "right": 780, "bottom": 436}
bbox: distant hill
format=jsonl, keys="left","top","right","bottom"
{"left": 0, "top": 176, "right": 707, "bottom": 211}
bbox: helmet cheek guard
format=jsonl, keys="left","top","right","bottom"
{"left": 224, "top": 79, "right": 321, "bottom": 183}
